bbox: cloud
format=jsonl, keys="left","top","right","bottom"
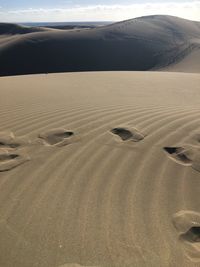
{"left": 1, "top": 1, "right": 200, "bottom": 22}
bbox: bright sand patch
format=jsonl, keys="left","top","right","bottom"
{"left": 0, "top": 71, "right": 200, "bottom": 266}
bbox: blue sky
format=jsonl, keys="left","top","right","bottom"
{"left": 1, "top": 0, "right": 196, "bottom": 8}
{"left": 0, "top": 0, "right": 199, "bottom": 22}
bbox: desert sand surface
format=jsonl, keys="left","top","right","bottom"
{"left": 0, "top": 71, "right": 200, "bottom": 266}
{"left": 0, "top": 15, "right": 200, "bottom": 76}
{"left": 161, "top": 47, "right": 200, "bottom": 73}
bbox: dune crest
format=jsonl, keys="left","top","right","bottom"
{"left": 0, "top": 22, "right": 48, "bottom": 35}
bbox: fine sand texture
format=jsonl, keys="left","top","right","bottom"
{"left": 0, "top": 71, "right": 200, "bottom": 266}
{"left": 0, "top": 15, "right": 200, "bottom": 76}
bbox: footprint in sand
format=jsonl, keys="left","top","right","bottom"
{"left": 163, "top": 145, "right": 200, "bottom": 172}
{"left": 0, "top": 131, "right": 29, "bottom": 149}
{"left": 182, "top": 227, "right": 200, "bottom": 242}
{"left": 0, "top": 149, "right": 30, "bottom": 172}
{"left": 163, "top": 147, "right": 192, "bottom": 165}
{"left": 0, "top": 132, "right": 30, "bottom": 172}
{"left": 173, "top": 210, "right": 200, "bottom": 262}
{"left": 38, "top": 128, "right": 77, "bottom": 147}
{"left": 110, "top": 127, "right": 144, "bottom": 142}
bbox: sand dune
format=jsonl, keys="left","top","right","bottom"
{"left": 0, "top": 15, "right": 200, "bottom": 76}
{"left": 161, "top": 46, "right": 200, "bottom": 73}
{"left": 0, "top": 22, "right": 49, "bottom": 35}
{"left": 0, "top": 71, "right": 200, "bottom": 266}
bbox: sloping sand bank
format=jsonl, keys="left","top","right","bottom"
{"left": 0, "top": 71, "right": 200, "bottom": 266}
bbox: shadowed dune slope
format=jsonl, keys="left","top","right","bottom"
{"left": 0, "top": 15, "right": 200, "bottom": 76}
{"left": 161, "top": 47, "right": 200, "bottom": 73}
{"left": 0, "top": 22, "right": 49, "bottom": 35}
{"left": 0, "top": 71, "right": 200, "bottom": 266}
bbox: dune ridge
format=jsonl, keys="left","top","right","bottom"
{"left": 0, "top": 22, "right": 49, "bottom": 35}
{"left": 0, "top": 15, "right": 200, "bottom": 76}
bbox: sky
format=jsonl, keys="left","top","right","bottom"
{"left": 0, "top": 0, "right": 200, "bottom": 22}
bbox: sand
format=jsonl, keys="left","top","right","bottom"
{"left": 0, "top": 15, "right": 200, "bottom": 76}
{"left": 0, "top": 71, "right": 200, "bottom": 266}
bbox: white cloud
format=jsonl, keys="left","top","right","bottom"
{"left": 0, "top": 1, "right": 200, "bottom": 22}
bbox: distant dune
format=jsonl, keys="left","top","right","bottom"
{"left": 0, "top": 22, "right": 48, "bottom": 35}
{"left": 0, "top": 15, "right": 200, "bottom": 76}
{"left": 0, "top": 22, "right": 99, "bottom": 34}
